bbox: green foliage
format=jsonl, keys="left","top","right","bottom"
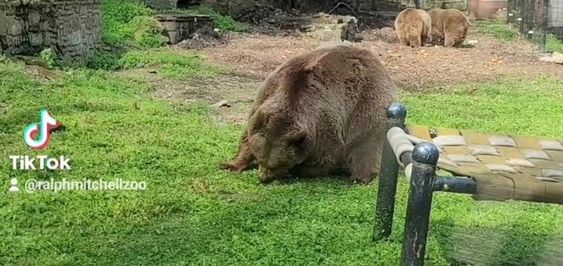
{"left": 0, "top": 54, "right": 8, "bottom": 63}
{"left": 91, "top": 1, "right": 247, "bottom": 69}
{"left": 86, "top": 48, "right": 124, "bottom": 70}
{"left": 90, "top": 0, "right": 167, "bottom": 69}
{"left": 547, "top": 34, "right": 563, "bottom": 53}
{"left": 475, "top": 20, "right": 519, "bottom": 42}
{"left": 39, "top": 48, "right": 57, "bottom": 68}
{"left": 119, "top": 49, "right": 227, "bottom": 80}
{"left": 101, "top": 0, "right": 155, "bottom": 46}
{"left": 130, "top": 16, "right": 169, "bottom": 49}
{"left": 213, "top": 14, "right": 249, "bottom": 32}
{"left": 172, "top": 5, "right": 249, "bottom": 32}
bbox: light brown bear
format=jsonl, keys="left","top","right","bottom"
{"left": 428, "top": 8, "right": 470, "bottom": 48}
{"left": 394, "top": 8, "right": 432, "bottom": 48}
{"left": 221, "top": 43, "right": 397, "bottom": 184}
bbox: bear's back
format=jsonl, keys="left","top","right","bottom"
{"left": 429, "top": 9, "right": 469, "bottom": 29}
{"left": 256, "top": 45, "right": 396, "bottom": 142}
{"left": 268, "top": 45, "right": 394, "bottom": 105}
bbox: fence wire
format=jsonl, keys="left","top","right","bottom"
{"left": 420, "top": 0, "right": 468, "bottom": 10}
{"left": 508, "top": 0, "right": 563, "bottom": 53}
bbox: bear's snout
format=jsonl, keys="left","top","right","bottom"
{"left": 259, "top": 165, "right": 287, "bottom": 183}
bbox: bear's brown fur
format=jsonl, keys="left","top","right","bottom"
{"left": 394, "top": 8, "right": 432, "bottom": 48}
{"left": 221, "top": 44, "right": 397, "bottom": 184}
{"left": 428, "top": 8, "right": 470, "bottom": 48}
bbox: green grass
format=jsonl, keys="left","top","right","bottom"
{"left": 403, "top": 77, "right": 563, "bottom": 137}
{"left": 101, "top": 0, "right": 160, "bottom": 48}
{"left": 547, "top": 34, "right": 563, "bottom": 53}
{"left": 119, "top": 49, "right": 227, "bottom": 80}
{"left": 475, "top": 20, "right": 519, "bottom": 42}
{"left": 0, "top": 57, "right": 562, "bottom": 265}
{"left": 89, "top": 0, "right": 168, "bottom": 70}
{"left": 91, "top": 1, "right": 246, "bottom": 70}
{"left": 475, "top": 19, "right": 563, "bottom": 54}
{"left": 166, "top": 5, "right": 250, "bottom": 33}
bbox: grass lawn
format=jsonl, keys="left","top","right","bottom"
{"left": 0, "top": 56, "right": 562, "bottom": 265}
{"left": 474, "top": 19, "right": 563, "bottom": 53}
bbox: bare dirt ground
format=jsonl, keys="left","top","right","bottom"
{"left": 202, "top": 28, "right": 562, "bottom": 89}
{"left": 145, "top": 27, "right": 562, "bottom": 124}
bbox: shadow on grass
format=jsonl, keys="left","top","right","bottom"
{"left": 433, "top": 218, "right": 563, "bottom": 265}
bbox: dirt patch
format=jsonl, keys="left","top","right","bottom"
{"left": 364, "top": 27, "right": 398, "bottom": 43}
{"left": 120, "top": 68, "right": 261, "bottom": 124}
{"left": 136, "top": 27, "right": 561, "bottom": 124}
{"left": 200, "top": 33, "right": 320, "bottom": 79}
{"left": 175, "top": 27, "right": 227, "bottom": 50}
{"left": 201, "top": 28, "right": 562, "bottom": 90}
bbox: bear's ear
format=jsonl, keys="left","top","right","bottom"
{"left": 251, "top": 110, "right": 268, "bottom": 133}
{"left": 304, "top": 51, "right": 330, "bottom": 71}
{"left": 288, "top": 130, "right": 308, "bottom": 151}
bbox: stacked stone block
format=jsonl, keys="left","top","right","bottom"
{"left": 0, "top": 0, "right": 101, "bottom": 64}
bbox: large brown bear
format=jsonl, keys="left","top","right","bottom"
{"left": 222, "top": 43, "right": 397, "bottom": 184}
{"left": 394, "top": 8, "right": 432, "bottom": 48}
{"left": 428, "top": 8, "right": 470, "bottom": 47}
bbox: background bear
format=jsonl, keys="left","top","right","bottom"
{"left": 394, "top": 8, "right": 432, "bottom": 48}
{"left": 222, "top": 44, "right": 397, "bottom": 184}
{"left": 428, "top": 8, "right": 470, "bottom": 48}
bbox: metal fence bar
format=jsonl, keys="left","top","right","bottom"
{"left": 506, "top": 0, "right": 561, "bottom": 53}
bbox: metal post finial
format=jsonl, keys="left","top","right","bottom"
{"left": 387, "top": 102, "right": 407, "bottom": 120}
{"left": 412, "top": 142, "right": 439, "bottom": 165}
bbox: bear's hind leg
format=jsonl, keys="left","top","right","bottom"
{"left": 444, "top": 33, "right": 455, "bottom": 47}
{"left": 399, "top": 35, "right": 409, "bottom": 46}
{"left": 346, "top": 134, "right": 383, "bottom": 184}
{"left": 408, "top": 34, "right": 421, "bottom": 48}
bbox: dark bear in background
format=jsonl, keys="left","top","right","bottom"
{"left": 394, "top": 8, "right": 432, "bottom": 48}
{"left": 222, "top": 43, "right": 397, "bottom": 184}
{"left": 428, "top": 8, "right": 470, "bottom": 47}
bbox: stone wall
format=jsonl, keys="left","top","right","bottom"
{"left": 145, "top": 0, "right": 200, "bottom": 9}
{"left": 202, "top": 0, "right": 402, "bottom": 14}
{"left": 155, "top": 14, "right": 214, "bottom": 44}
{"left": 0, "top": 0, "right": 101, "bottom": 64}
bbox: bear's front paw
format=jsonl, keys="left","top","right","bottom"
{"left": 220, "top": 161, "right": 245, "bottom": 173}
{"left": 351, "top": 175, "right": 374, "bottom": 185}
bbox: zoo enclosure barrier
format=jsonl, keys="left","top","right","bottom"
{"left": 507, "top": 0, "right": 563, "bottom": 53}
{"left": 417, "top": 0, "right": 469, "bottom": 10}
{"left": 372, "top": 102, "right": 562, "bottom": 265}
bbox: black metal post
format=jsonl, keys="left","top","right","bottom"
{"left": 541, "top": 0, "right": 549, "bottom": 53}
{"left": 414, "top": 0, "right": 421, "bottom": 9}
{"left": 519, "top": 0, "right": 525, "bottom": 35}
{"left": 527, "top": 0, "right": 534, "bottom": 40}
{"left": 402, "top": 142, "right": 439, "bottom": 266}
{"left": 507, "top": 0, "right": 513, "bottom": 23}
{"left": 432, "top": 177, "right": 477, "bottom": 194}
{"left": 373, "top": 103, "right": 407, "bottom": 241}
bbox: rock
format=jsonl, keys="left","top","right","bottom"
{"left": 370, "top": 27, "right": 398, "bottom": 43}
{"left": 341, "top": 17, "right": 362, "bottom": 42}
{"left": 305, "top": 13, "right": 362, "bottom": 42}
{"left": 176, "top": 27, "right": 227, "bottom": 49}
{"left": 539, "top": 52, "right": 563, "bottom": 64}
{"left": 212, "top": 100, "right": 231, "bottom": 108}
{"left": 467, "top": 40, "right": 478, "bottom": 45}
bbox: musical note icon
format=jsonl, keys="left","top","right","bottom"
{"left": 23, "top": 109, "right": 63, "bottom": 150}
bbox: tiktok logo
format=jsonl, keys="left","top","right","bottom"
{"left": 22, "top": 109, "right": 63, "bottom": 150}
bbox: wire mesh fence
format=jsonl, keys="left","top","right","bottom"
{"left": 420, "top": 0, "right": 469, "bottom": 10}
{"left": 507, "top": 0, "right": 563, "bottom": 53}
